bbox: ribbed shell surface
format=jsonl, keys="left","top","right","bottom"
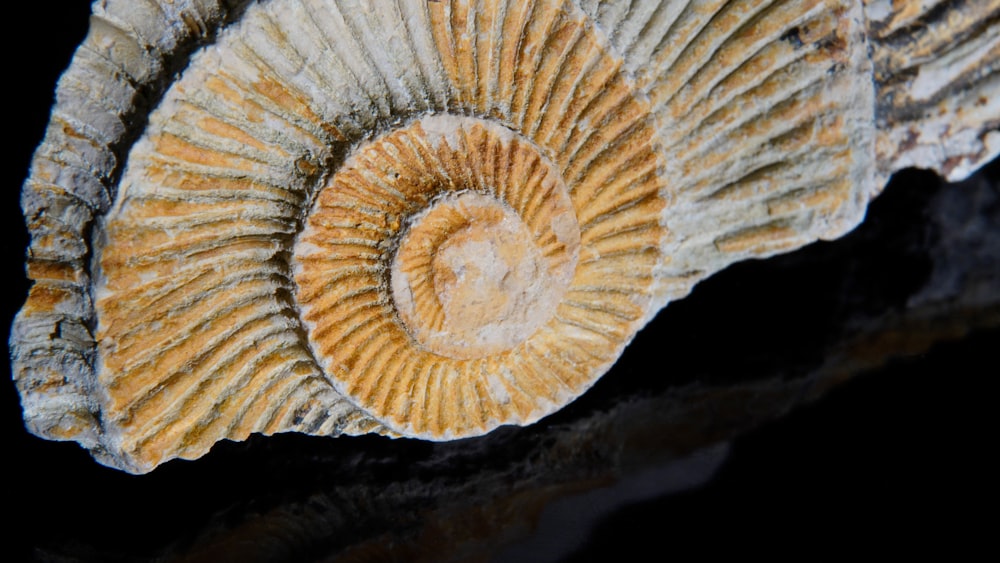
{"left": 13, "top": 0, "right": 995, "bottom": 473}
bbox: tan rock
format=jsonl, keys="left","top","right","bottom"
{"left": 11, "top": 0, "right": 998, "bottom": 473}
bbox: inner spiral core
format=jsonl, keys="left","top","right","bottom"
{"left": 291, "top": 110, "right": 662, "bottom": 436}
{"left": 293, "top": 115, "right": 592, "bottom": 432}
{"left": 391, "top": 192, "right": 569, "bottom": 359}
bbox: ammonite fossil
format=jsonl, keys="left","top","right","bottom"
{"left": 12, "top": 0, "right": 998, "bottom": 473}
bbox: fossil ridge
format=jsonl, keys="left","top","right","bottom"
{"left": 11, "top": 0, "right": 999, "bottom": 473}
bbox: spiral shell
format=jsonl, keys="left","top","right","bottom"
{"left": 13, "top": 0, "right": 998, "bottom": 472}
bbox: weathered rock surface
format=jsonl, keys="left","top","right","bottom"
{"left": 10, "top": 0, "right": 999, "bottom": 474}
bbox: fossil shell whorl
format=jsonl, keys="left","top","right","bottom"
{"left": 93, "top": 0, "right": 667, "bottom": 464}
{"left": 11, "top": 0, "right": 998, "bottom": 473}
{"left": 293, "top": 116, "right": 649, "bottom": 438}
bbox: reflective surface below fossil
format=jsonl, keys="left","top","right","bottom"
{"left": 5, "top": 5, "right": 997, "bottom": 561}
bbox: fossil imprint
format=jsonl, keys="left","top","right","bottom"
{"left": 12, "top": 0, "right": 998, "bottom": 473}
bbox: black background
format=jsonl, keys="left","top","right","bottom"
{"left": 3, "top": 3, "right": 996, "bottom": 560}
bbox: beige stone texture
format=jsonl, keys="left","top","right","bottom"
{"left": 11, "top": 0, "right": 998, "bottom": 472}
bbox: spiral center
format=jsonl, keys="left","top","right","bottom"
{"left": 293, "top": 114, "right": 623, "bottom": 434}
{"left": 392, "top": 192, "right": 559, "bottom": 359}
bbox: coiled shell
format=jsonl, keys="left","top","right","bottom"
{"left": 12, "top": 0, "right": 998, "bottom": 473}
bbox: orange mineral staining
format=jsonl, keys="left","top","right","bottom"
{"left": 12, "top": 0, "right": 997, "bottom": 472}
